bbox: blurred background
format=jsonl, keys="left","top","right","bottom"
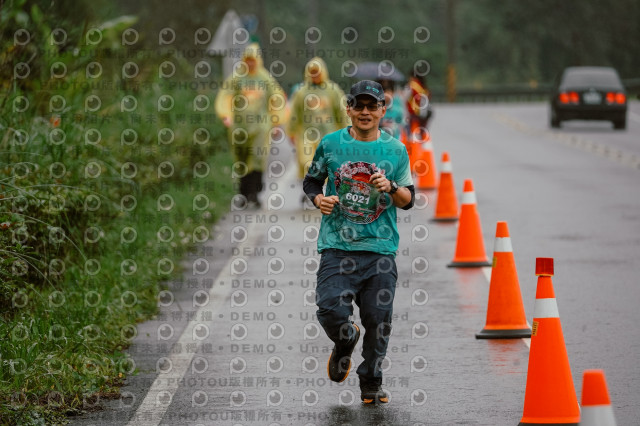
{"left": 4, "top": 0, "right": 640, "bottom": 99}
{"left": 1, "top": 0, "right": 639, "bottom": 423}
{"left": 126, "top": 0, "right": 640, "bottom": 96}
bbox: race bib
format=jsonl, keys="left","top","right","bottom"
{"left": 334, "top": 161, "right": 389, "bottom": 224}
{"left": 337, "top": 177, "right": 382, "bottom": 224}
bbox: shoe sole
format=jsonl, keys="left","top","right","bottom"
{"left": 326, "top": 324, "right": 360, "bottom": 383}
{"left": 362, "top": 396, "right": 389, "bottom": 404}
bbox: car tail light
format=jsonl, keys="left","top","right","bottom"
{"left": 559, "top": 92, "right": 579, "bottom": 104}
{"left": 606, "top": 92, "right": 627, "bottom": 104}
{"left": 569, "top": 91, "right": 579, "bottom": 103}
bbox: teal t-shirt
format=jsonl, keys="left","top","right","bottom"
{"left": 307, "top": 127, "right": 413, "bottom": 256}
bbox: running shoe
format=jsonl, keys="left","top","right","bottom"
{"left": 360, "top": 377, "right": 389, "bottom": 404}
{"left": 327, "top": 323, "right": 360, "bottom": 382}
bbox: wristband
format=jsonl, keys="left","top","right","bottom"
{"left": 389, "top": 180, "right": 399, "bottom": 194}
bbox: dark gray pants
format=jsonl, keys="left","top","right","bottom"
{"left": 316, "top": 249, "right": 397, "bottom": 380}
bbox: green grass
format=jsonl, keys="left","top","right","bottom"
{"left": 0, "top": 151, "right": 234, "bottom": 425}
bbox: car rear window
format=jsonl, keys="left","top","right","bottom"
{"left": 562, "top": 69, "right": 622, "bottom": 88}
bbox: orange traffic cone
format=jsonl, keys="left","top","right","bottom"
{"left": 476, "top": 221, "right": 531, "bottom": 339}
{"left": 414, "top": 136, "right": 438, "bottom": 189}
{"left": 579, "top": 370, "right": 617, "bottom": 426}
{"left": 399, "top": 127, "right": 408, "bottom": 146}
{"left": 447, "top": 179, "right": 491, "bottom": 267}
{"left": 407, "top": 142, "right": 418, "bottom": 171}
{"left": 407, "top": 122, "right": 421, "bottom": 168}
{"left": 519, "top": 257, "right": 580, "bottom": 426}
{"left": 432, "top": 152, "right": 458, "bottom": 222}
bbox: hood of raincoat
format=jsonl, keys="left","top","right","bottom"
{"left": 304, "top": 56, "right": 329, "bottom": 84}
{"left": 242, "top": 43, "right": 264, "bottom": 68}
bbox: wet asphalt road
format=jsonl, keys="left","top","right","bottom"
{"left": 71, "top": 101, "right": 640, "bottom": 425}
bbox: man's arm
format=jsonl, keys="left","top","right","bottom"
{"left": 302, "top": 174, "right": 324, "bottom": 207}
{"left": 393, "top": 184, "right": 414, "bottom": 210}
{"left": 369, "top": 174, "right": 414, "bottom": 210}
{"left": 214, "top": 75, "right": 236, "bottom": 127}
{"left": 303, "top": 174, "right": 340, "bottom": 215}
{"left": 302, "top": 140, "right": 328, "bottom": 208}
{"left": 391, "top": 144, "right": 414, "bottom": 210}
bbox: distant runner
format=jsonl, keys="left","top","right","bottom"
{"left": 379, "top": 78, "right": 407, "bottom": 140}
{"left": 288, "top": 57, "right": 349, "bottom": 203}
{"left": 303, "top": 80, "right": 414, "bottom": 404}
{"left": 215, "top": 43, "right": 288, "bottom": 209}
{"left": 406, "top": 68, "right": 433, "bottom": 132}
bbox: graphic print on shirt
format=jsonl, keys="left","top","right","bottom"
{"left": 334, "top": 161, "right": 390, "bottom": 224}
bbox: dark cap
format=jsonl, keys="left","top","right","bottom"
{"left": 348, "top": 80, "right": 385, "bottom": 105}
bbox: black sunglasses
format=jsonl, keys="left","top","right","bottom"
{"left": 350, "top": 101, "right": 384, "bottom": 111}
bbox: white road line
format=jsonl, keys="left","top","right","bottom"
{"left": 480, "top": 266, "right": 530, "bottom": 349}
{"left": 128, "top": 153, "right": 297, "bottom": 425}
{"left": 127, "top": 221, "right": 260, "bottom": 426}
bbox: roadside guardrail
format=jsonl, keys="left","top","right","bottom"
{"left": 430, "top": 79, "right": 640, "bottom": 103}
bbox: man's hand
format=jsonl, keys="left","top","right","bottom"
{"left": 314, "top": 194, "right": 340, "bottom": 215}
{"left": 369, "top": 173, "right": 391, "bottom": 193}
{"left": 370, "top": 173, "right": 412, "bottom": 208}
{"left": 222, "top": 116, "right": 232, "bottom": 128}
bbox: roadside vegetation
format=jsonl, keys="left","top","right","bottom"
{"left": 0, "top": 1, "right": 233, "bottom": 424}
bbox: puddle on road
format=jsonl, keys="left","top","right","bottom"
{"left": 485, "top": 339, "right": 527, "bottom": 376}
{"left": 317, "top": 405, "right": 410, "bottom": 426}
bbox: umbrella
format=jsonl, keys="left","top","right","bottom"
{"left": 354, "top": 61, "right": 405, "bottom": 82}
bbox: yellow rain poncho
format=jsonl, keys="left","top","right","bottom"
{"left": 215, "top": 43, "right": 288, "bottom": 173}
{"left": 288, "top": 57, "right": 349, "bottom": 179}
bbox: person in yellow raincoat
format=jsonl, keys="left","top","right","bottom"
{"left": 215, "top": 43, "right": 288, "bottom": 208}
{"left": 288, "top": 57, "right": 349, "bottom": 200}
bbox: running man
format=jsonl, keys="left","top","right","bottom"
{"left": 302, "top": 80, "right": 414, "bottom": 404}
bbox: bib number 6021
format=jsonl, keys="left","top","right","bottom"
{"left": 345, "top": 193, "right": 369, "bottom": 204}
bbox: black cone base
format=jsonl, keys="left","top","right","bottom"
{"left": 518, "top": 422, "right": 578, "bottom": 426}
{"left": 430, "top": 217, "right": 458, "bottom": 223}
{"left": 476, "top": 328, "right": 532, "bottom": 339}
{"left": 447, "top": 260, "right": 492, "bottom": 268}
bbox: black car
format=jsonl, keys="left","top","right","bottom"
{"left": 550, "top": 66, "right": 627, "bottom": 129}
